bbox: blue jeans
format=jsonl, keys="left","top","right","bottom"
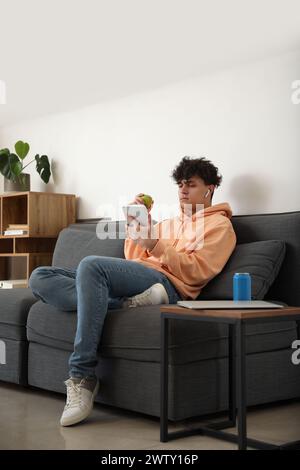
{"left": 29, "top": 255, "right": 182, "bottom": 379}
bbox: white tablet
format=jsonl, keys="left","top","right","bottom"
{"left": 122, "top": 204, "right": 149, "bottom": 226}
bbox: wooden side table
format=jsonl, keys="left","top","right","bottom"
{"left": 160, "top": 305, "right": 300, "bottom": 450}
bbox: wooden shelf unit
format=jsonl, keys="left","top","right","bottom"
{"left": 0, "top": 191, "right": 76, "bottom": 287}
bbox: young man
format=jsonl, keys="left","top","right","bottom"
{"left": 29, "top": 156, "right": 236, "bottom": 426}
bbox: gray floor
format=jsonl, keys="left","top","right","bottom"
{"left": 0, "top": 382, "right": 299, "bottom": 450}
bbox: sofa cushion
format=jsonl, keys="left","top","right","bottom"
{"left": 0, "top": 288, "right": 37, "bottom": 385}
{"left": 0, "top": 288, "right": 37, "bottom": 340}
{"left": 26, "top": 301, "right": 296, "bottom": 365}
{"left": 199, "top": 240, "right": 286, "bottom": 300}
{"left": 52, "top": 225, "right": 125, "bottom": 269}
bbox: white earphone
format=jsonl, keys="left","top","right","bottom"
{"left": 204, "top": 189, "right": 211, "bottom": 198}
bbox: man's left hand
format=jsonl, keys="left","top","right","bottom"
{"left": 134, "top": 236, "right": 158, "bottom": 251}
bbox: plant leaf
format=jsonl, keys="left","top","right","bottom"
{"left": 35, "top": 154, "right": 51, "bottom": 183}
{"left": 10, "top": 154, "right": 23, "bottom": 176}
{"left": 15, "top": 141, "right": 30, "bottom": 160}
{"left": 0, "top": 151, "right": 10, "bottom": 177}
{"left": 0, "top": 152, "right": 22, "bottom": 181}
{"left": 0, "top": 148, "right": 10, "bottom": 157}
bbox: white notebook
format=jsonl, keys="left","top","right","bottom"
{"left": 177, "top": 300, "right": 285, "bottom": 309}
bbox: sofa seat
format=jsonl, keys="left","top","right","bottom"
{"left": 0, "top": 288, "right": 37, "bottom": 384}
{"left": 27, "top": 300, "right": 297, "bottom": 364}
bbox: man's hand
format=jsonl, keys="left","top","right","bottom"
{"left": 127, "top": 212, "right": 158, "bottom": 252}
{"left": 134, "top": 235, "right": 158, "bottom": 251}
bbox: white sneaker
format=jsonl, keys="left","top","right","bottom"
{"left": 60, "top": 377, "right": 99, "bottom": 427}
{"left": 126, "top": 283, "right": 169, "bottom": 308}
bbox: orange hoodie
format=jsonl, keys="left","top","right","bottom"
{"left": 124, "top": 202, "right": 237, "bottom": 300}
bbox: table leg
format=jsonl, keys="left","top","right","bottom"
{"left": 160, "top": 315, "right": 169, "bottom": 442}
{"left": 229, "top": 324, "right": 237, "bottom": 425}
{"left": 236, "top": 320, "right": 247, "bottom": 450}
{"left": 297, "top": 321, "right": 300, "bottom": 340}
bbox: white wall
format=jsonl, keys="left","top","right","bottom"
{"left": 0, "top": 49, "right": 299, "bottom": 220}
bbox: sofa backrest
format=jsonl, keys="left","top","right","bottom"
{"left": 52, "top": 211, "right": 300, "bottom": 306}
{"left": 52, "top": 221, "right": 126, "bottom": 269}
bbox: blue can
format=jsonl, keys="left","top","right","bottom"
{"left": 233, "top": 273, "right": 251, "bottom": 301}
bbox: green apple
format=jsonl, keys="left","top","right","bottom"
{"left": 141, "top": 194, "right": 153, "bottom": 209}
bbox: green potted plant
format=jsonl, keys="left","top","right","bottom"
{"left": 0, "top": 140, "right": 51, "bottom": 191}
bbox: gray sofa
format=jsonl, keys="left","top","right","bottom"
{"left": 0, "top": 211, "right": 300, "bottom": 421}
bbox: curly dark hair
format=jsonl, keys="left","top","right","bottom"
{"left": 171, "top": 156, "right": 222, "bottom": 199}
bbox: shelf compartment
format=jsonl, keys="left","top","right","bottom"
{"left": 2, "top": 194, "right": 28, "bottom": 234}
{"left": 0, "top": 238, "right": 14, "bottom": 253}
{"left": 0, "top": 253, "right": 53, "bottom": 285}
{"left": 14, "top": 238, "right": 57, "bottom": 254}
{"left": 28, "top": 253, "right": 53, "bottom": 275}
{"left": 0, "top": 255, "right": 28, "bottom": 283}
